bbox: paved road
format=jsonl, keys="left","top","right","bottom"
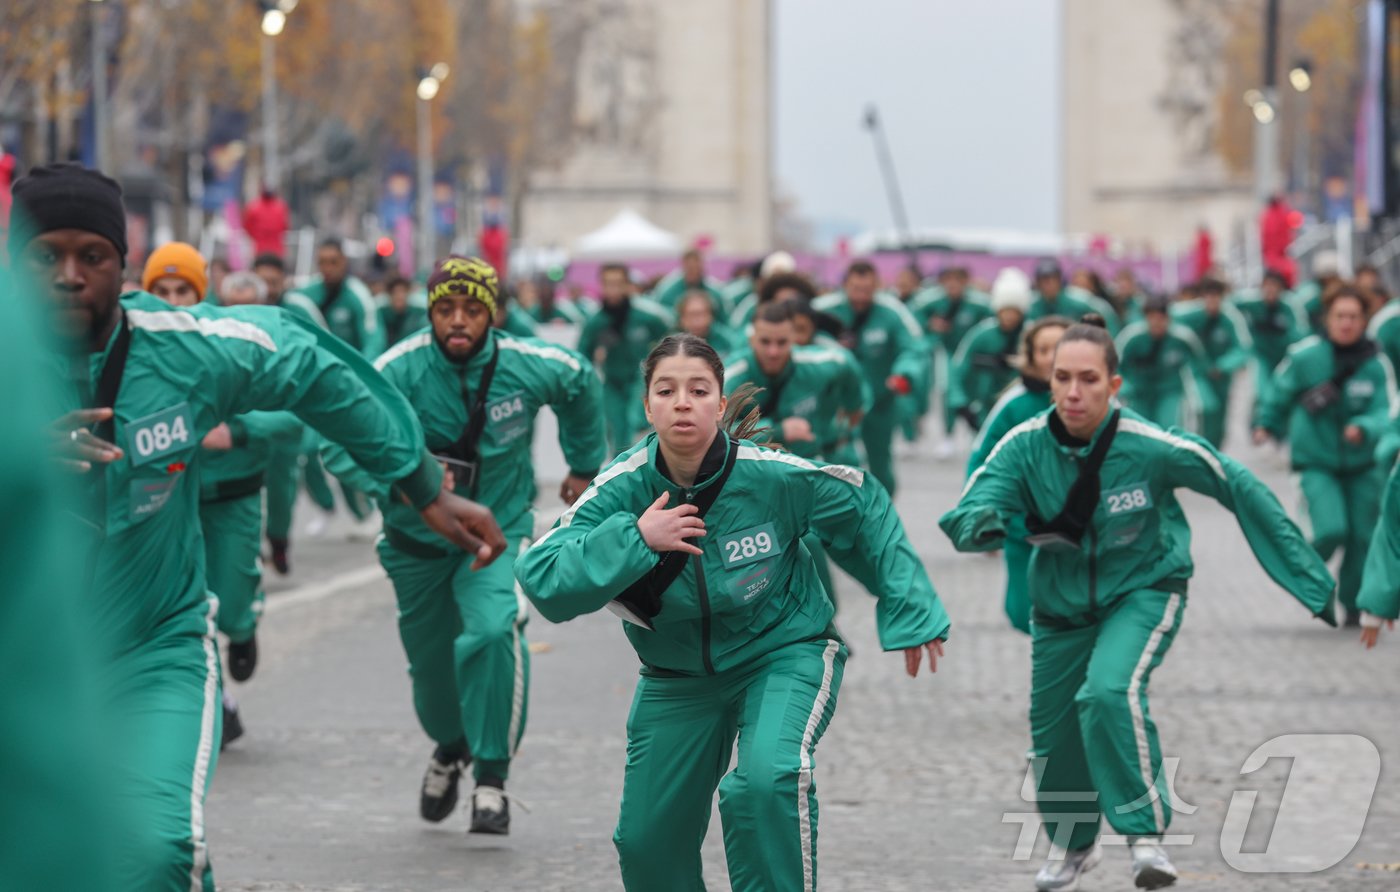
{"left": 209, "top": 416, "right": 1400, "bottom": 891}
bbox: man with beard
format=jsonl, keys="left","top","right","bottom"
{"left": 14, "top": 163, "right": 504, "bottom": 891}
{"left": 325, "top": 255, "right": 604, "bottom": 835}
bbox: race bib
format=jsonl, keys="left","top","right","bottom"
{"left": 1103, "top": 482, "right": 1153, "bottom": 516}
{"left": 487, "top": 391, "right": 529, "bottom": 444}
{"left": 126, "top": 403, "right": 194, "bottom": 467}
{"left": 718, "top": 522, "right": 783, "bottom": 570}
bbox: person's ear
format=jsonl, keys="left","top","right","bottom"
{"left": 643, "top": 393, "right": 654, "bottom": 426}
{"left": 1109, "top": 374, "right": 1123, "bottom": 397}
{"left": 717, "top": 394, "right": 728, "bottom": 421}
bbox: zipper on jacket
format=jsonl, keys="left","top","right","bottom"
{"left": 684, "top": 488, "right": 717, "bottom": 676}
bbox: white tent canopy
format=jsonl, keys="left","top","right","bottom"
{"left": 572, "top": 209, "right": 683, "bottom": 259}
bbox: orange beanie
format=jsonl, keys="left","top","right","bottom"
{"left": 142, "top": 242, "right": 208, "bottom": 298}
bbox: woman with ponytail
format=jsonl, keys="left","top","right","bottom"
{"left": 515, "top": 333, "right": 950, "bottom": 891}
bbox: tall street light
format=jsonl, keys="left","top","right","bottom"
{"left": 90, "top": 0, "right": 109, "bottom": 172}
{"left": 1252, "top": 0, "right": 1282, "bottom": 206}
{"left": 416, "top": 63, "right": 449, "bottom": 277}
{"left": 862, "top": 103, "right": 918, "bottom": 269}
{"left": 1290, "top": 58, "right": 1313, "bottom": 212}
{"left": 258, "top": 0, "right": 297, "bottom": 192}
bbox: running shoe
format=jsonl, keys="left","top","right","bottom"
{"left": 1034, "top": 841, "right": 1102, "bottom": 891}
{"left": 1130, "top": 838, "right": 1178, "bottom": 889}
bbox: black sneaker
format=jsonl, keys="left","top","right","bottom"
{"left": 1344, "top": 607, "right": 1361, "bottom": 628}
{"left": 469, "top": 782, "right": 510, "bottom": 835}
{"left": 420, "top": 747, "right": 468, "bottom": 823}
{"left": 221, "top": 693, "right": 244, "bottom": 750}
{"left": 268, "top": 538, "right": 290, "bottom": 576}
{"left": 228, "top": 635, "right": 258, "bottom": 683}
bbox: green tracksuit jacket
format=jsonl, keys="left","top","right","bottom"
{"left": 1170, "top": 301, "right": 1252, "bottom": 446}
{"left": 722, "top": 344, "right": 870, "bottom": 461}
{"left": 516, "top": 432, "right": 949, "bottom": 891}
{"left": 965, "top": 377, "right": 1053, "bottom": 633}
{"left": 1257, "top": 336, "right": 1397, "bottom": 610}
{"left": 577, "top": 297, "right": 676, "bottom": 453}
{"left": 380, "top": 304, "right": 429, "bottom": 348}
{"left": 1358, "top": 456, "right": 1400, "bottom": 621}
{"left": 1114, "top": 322, "right": 1214, "bottom": 432}
{"left": 1232, "top": 290, "right": 1308, "bottom": 373}
{"left": 70, "top": 291, "right": 445, "bottom": 892}
{"left": 283, "top": 275, "right": 384, "bottom": 358}
{"left": 949, "top": 317, "right": 1024, "bottom": 428}
{"left": 653, "top": 271, "right": 729, "bottom": 317}
{"left": 499, "top": 304, "right": 540, "bottom": 338}
{"left": 942, "top": 406, "right": 1334, "bottom": 850}
{"left": 325, "top": 326, "right": 604, "bottom": 780}
{"left": 199, "top": 411, "right": 301, "bottom": 644}
{"left": 907, "top": 287, "right": 994, "bottom": 434}
{"left": 811, "top": 291, "right": 928, "bottom": 494}
{"left": 1028, "top": 287, "right": 1120, "bottom": 333}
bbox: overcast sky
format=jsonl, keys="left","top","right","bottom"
{"left": 774, "top": 0, "right": 1061, "bottom": 245}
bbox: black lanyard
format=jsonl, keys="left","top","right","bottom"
{"left": 91, "top": 317, "right": 132, "bottom": 447}
{"left": 436, "top": 342, "right": 500, "bottom": 496}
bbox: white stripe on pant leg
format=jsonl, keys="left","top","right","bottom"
{"left": 1292, "top": 473, "right": 1313, "bottom": 542}
{"left": 507, "top": 537, "right": 530, "bottom": 756}
{"left": 797, "top": 640, "right": 839, "bottom": 892}
{"left": 189, "top": 595, "right": 221, "bottom": 892}
{"left": 1126, "top": 593, "right": 1181, "bottom": 834}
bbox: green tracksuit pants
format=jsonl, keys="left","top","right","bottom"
{"left": 1030, "top": 589, "right": 1184, "bottom": 852}
{"left": 1003, "top": 533, "right": 1032, "bottom": 635}
{"left": 264, "top": 439, "right": 300, "bottom": 542}
{"left": 859, "top": 401, "right": 899, "bottom": 496}
{"left": 110, "top": 598, "right": 222, "bottom": 892}
{"left": 377, "top": 522, "right": 532, "bottom": 781}
{"left": 1298, "top": 467, "right": 1383, "bottom": 613}
{"left": 603, "top": 380, "right": 641, "bottom": 456}
{"left": 1201, "top": 377, "right": 1231, "bottom": 448}
{"left": 200, "top": 494, "right": 263, "bottom": 644}
{"left": 614, "top": 638, "right": 846, "bottom": 892}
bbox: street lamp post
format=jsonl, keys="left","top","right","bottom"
{"left": 258, "top": 1, "right": 296, "bottom": 192}
{"left": 1252, "top": 0, "right": 1281, "bottom": 206}
{"left": 416, "top": 63, "right": 448, "bottom": 278}
{"left": 1290, "top": 59, "right": 1313, "bottom": 212}
{"left": 90, "top": 0, "right": 108, "bottom": 172}
{"left": 862, "top": 103, "right": 918, "bottom": 269}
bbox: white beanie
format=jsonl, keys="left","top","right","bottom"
{"left": 760, "top": 250, "right": 796, "bottom": 278}
{"left": 990, "top": 268, "right": 1032, "bottom": 314}
{"left": 1311, "top": 249, "right": 1340, "bottom": 278}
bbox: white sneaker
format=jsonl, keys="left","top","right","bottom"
{"left": 1035, "top": 841, "right": 1102, "bottom": 891}
{"left": 304, "top": 511, "right": 331, "bottom": 538}
{"left": 1130, "top": 838, "right": 1178, "bottom": 889}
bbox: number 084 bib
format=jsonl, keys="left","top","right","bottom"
{"left": 126, "top": 402, "right": 195, "bottom": 467}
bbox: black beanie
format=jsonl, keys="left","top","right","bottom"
{"left": 8, "top": 163, "right": 129, "bottom": 263}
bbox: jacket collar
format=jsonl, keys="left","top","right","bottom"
{"left": 431, "top": 326, "right": 497, "bottom": 372}
{"left": 645, "top": 430, "right": 732, "bottom": 495}
{"left": 1048, "top": 407, "right": 1114, "bottom": 455}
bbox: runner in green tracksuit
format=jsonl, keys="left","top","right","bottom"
{"left": 578, "top": 263, "right": 676, "bottom": 454}
{"left": 252, "top": 253, "right": 301, "bottom": 574}
{"left": 1170, "top": 281, "right": 1252, "bottom": 447}
{"left": 515, "top": 333, "right": 950, "bottom": 892}
{"left": 907, "top": 268, "right": 994, "bottom": 448}
{"left": 325, "top": 256, "right": 605, "bottom": 834}
{"left": 1114, "top": 299, "right": 1214, "bottom": 432}
{"left": 496, "top": 296, "right": 540, "bottom": 339}
{"left": 950, "top": 268, "right": 1032, "bottom": 431}
{"left": 965, "top": 315, "right": 1072, "bottom": 634}
{"left": 0, "top": 260, "right": 117, "bottom": 890}
{"left": 282, "top": 239, "right": 384, "bottom": 521}
{"left": 13, "top": 162, "right": 506, "bottom": 892}
{"left": 1028, "top": 260, "right": 1120, "bottom": 335}
{"left": 380, "top": 276, "right": 430, "bottom": 348}
{"left": 723, "top": 300, "right": 872, "bottom": 604}
{"left": 1232, "top": 270, "right": 1309, "bottom": 422}
{"left": 943, "top": 321, "right": 1334, "bottom": 892}
{"left": 677, "top": 288, "right": 742, "bottom": 358}
{"left": 1254, "top": 287, "right": 1398, "bottom": 624}
{"left": 652, "top": 250, "right": 729, "bottom": 318}
{"left": 813, "top": 261, "right": 928, "bottom": 494}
